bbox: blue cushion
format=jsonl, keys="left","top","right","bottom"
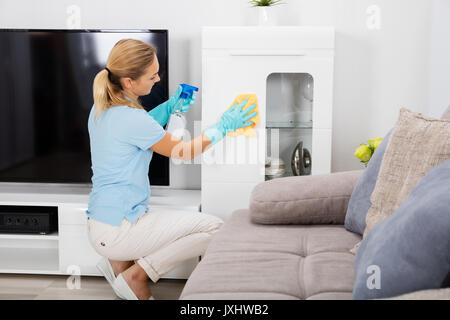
{"left": 344, "top": 129, "right": 393, "bottom": 235}
{"left": 352, "top": 158, "right": 450, "bottom": 299}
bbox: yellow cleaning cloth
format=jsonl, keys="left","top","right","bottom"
{"left": 226, "top": 94, "right": 259, "bottom": 137}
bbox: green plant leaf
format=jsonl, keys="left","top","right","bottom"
{"left": 249, "top": 0, "right": 285, "bottom": 7}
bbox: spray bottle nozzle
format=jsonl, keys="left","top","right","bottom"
{"left": 167, "top": 84, "right": 198, "bottom": 138}
{"left": 179, "top": 84, "right": 199, "bottom": 99}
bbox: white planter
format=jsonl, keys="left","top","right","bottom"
{"left": 257, "top": 6, "right": 278, "bottom": 26}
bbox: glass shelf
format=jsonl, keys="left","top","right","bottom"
{"left": 266, "top": 121, "right": 313, "bottom": 129}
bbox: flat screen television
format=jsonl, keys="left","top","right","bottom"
{"left": 0, "top": 29, "right": 169, "bottom": 186}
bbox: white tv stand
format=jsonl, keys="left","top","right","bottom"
{"left": 0, "top": 184, "right": 201, "bottom": 279}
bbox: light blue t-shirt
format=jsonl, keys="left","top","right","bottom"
{"left": 86, "top": 104, "right": 166, "bottom": 226}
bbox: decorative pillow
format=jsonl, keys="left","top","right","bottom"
{"left": 344, "top": 129, "right": 393, "bottom": 235}
{"left": 352, "top": 158, "right": 450, "bottom": 300}
{"left": 378, "top": 288, "right": 450, "bottom": 300}
{"left": 345, "top": 106, "right": 450, "bottom": 237}
{"left": 362, "top": 108, "right": 450, "bottom": 238}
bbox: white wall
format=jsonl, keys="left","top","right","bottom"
{"left": 0, "top": 0, "right": 442, "bottom": 188}
{"left": 427, "top": 0, "right": 450, "bottom": 118}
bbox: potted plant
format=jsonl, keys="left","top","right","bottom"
{"left": 354, "top": 137, "right": 383, "bottom": 167}
{"left": 249, "top": 0, "right": 285, "bottom": 26}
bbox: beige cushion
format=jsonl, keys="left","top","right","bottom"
{"left": 249, "top": 170, "right": 363, "bottom": 225}
{"left": 351, "top": 108, "right": 450, "bottom": 253}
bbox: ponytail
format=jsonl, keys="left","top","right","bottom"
{"left": 92, "top": 39, "right": 157, "bottom": 123}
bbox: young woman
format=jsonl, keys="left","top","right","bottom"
{"left": 86, "top": 39, "right": 257, "bottom": 300}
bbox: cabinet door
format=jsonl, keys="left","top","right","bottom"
{"left": 58, "top": 205, "right": 102, "bottom": 275}
{"left": 59, "top": 224, "right": 102, "bottom": 276}
{"left": 202, "top": 51, "right": 268, "bottom": 185}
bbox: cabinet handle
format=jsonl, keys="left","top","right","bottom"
{"left": 229, "top": 50, "right": 307, "bottom": 56}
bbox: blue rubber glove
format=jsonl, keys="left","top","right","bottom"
{"left": 204, "top": 98, "right": 257, "bottom": 146}
{"left": 148, "top": 85, "right": 196, "bottom": 127}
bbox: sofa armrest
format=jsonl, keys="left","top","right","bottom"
{"left": 249, "top": 170, "right": 364, "bottom": 225}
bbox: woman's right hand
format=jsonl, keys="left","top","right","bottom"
{"left": 203, "top": 98, "right": 258, "bottom": 146}
{"left": 220, "top": 99, "right": 257, "bottom": 133}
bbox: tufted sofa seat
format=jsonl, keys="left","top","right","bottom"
{"left": 180, "top": 170, "right": 363, "bottom": 300}
{"left": 180, "top": 208, "right": 361, "bottom": 300}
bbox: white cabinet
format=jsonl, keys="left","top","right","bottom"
{"left": 201, "top": 26, "right": 335, "bottom": 221}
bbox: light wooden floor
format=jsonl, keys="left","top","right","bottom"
{"left": 0, "top": 273, "right": 187, "bottom": 300}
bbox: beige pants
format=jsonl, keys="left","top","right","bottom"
{"left": 86, "top": 207, "right": 224, "bottom": 283}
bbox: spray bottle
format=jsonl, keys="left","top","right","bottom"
{"left": 166, "top": 84, "right": 199, "bottom": 139}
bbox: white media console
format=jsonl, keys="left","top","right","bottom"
{"left": 0, "top": 184, "right": 201, "bottom": 279}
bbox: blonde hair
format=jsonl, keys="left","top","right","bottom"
{"left": 92, "top": 39, "right": 157, "bottom": 122}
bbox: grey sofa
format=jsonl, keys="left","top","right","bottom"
{"left": 180, "top": 169, "right": 450, "bottom": 300}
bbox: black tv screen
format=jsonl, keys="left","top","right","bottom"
{"left": 0, "top": 29, "right": 169, "bottom": 186}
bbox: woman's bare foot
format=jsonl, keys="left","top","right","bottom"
{"left": 109, "top": 259, "right": 134, "bottom": 278}
{"left": 121, "top": 263, "right": 152, "bottom": 300}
